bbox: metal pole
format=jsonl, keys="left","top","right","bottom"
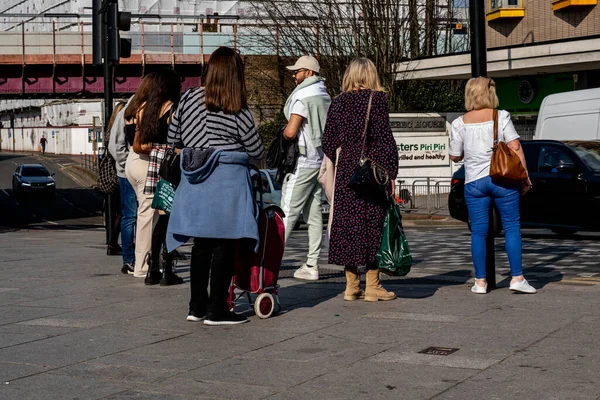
{"left": 469, "top": 0, "right": 495, "bottom": 288}
{"left": 103, "top": 1, "right": 115, "bottom": 247}
{"left": 10, "top": 113, "right": 15, "bottom": 153}
{"left": 469, "top": 0, "right": 487, "bottom": 78}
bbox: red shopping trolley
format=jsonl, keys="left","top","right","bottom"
{"left": 228, "top": 168, "right": 286, "bottom": 319}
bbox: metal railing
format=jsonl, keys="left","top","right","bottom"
{"left": 395, "top": 177, "right": 452, "bottom": 214}
{"left": 81, "top": 153, "right": 99, "bottom": 175}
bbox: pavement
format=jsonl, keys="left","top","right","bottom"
{"left": 2, "top": 151, "right": 600, "bottom": 399}
{"left": 1, "top": 225, "right": 600, "bottom": 399}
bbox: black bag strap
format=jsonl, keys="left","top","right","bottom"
{"left": 359, "top": 91, "right": 375, "bottom": 161}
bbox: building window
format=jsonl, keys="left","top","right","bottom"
{"left": 487, "top": 0, "right": 525, "bottom": 21}
{"left": 491, "top": 0, "right": 520, "bottom": 11}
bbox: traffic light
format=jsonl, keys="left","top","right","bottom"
{"left": 107, "top": 1, "right": 132, "bottom": 62}
{"left": 92, "top": 0, "right": 103, "bottom": 66}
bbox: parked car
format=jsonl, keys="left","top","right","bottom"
{"left": 259, "top": 168, "right": 330, "bottom": 228}
{"left": 449, "top": 140, "right": 600, "bottom": 237}
{"left": 259, "top": 169, "right": 282, "bottom": 206}
{"left": 12, "top": 164, "right": 56, "bottom": 197}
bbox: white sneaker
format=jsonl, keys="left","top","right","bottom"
{"left": 471, "top": 281, "right": 488, "bottom": 294}
{"left": 293, "top": 264, "right": 319, "bottom": 281}
{"left": 510, "top": 278, "right": 537, "bottom": 294}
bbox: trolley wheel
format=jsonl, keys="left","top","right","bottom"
{"left": 255, "top": 293, "right": 275, "bottom": 319}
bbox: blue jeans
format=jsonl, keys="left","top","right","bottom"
{"left": 119, "top": 177, "right": 137, "bottom": 265}
{"left": 464, "top": 176, "right": 523, "bottom": 279}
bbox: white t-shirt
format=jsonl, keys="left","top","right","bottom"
{"left": 289, "top": 100, "right": 324, "bottom": 169}
{"left": 449, "top": 110, "right": 520, "bottom": 184}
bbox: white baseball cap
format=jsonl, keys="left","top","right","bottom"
{"left": 286, "top": 56, "right": 320, "bottom": 74}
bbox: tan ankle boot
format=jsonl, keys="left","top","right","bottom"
{"left": 344, "top": 268, "right": 365, "bottom": 301}
{"left": 365, "top": 269, "right": 396, "bottom": 302}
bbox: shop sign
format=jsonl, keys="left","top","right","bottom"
{"left": 390, "top": 116, "right": 446, "bottom": 132}
{"left": 395, "top": 136, "right": 449, "bottom": 166}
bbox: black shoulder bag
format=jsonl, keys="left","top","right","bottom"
{"left": 266, "top": 125, "right": 299, "bottom": 185}
{"left": 348, "top": 91, "right": 390, "bottom": 205}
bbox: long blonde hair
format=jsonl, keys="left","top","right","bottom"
{"left": 341, "top": 58, "right": 385, "bottom": 92}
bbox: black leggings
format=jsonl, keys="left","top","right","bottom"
{"left": 151, "top": 214, "right": 169, "bottom": 263}
{"left": 189, "top": 238, "right": 237, "bottom": 316}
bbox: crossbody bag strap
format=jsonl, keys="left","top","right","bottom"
{"left": 359, "top": 91, "right": 375, "bottom": 161}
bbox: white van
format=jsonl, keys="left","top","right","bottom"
{"left": 534, "top": 88, "right": 600, "bottom": 141}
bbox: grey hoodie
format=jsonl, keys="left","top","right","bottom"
{"left": 108, "top": 98, "right": 133, "bottom": 178}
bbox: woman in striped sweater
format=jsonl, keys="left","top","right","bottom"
{"left": 167, "top": 47, "right": 265, "bottom": 326}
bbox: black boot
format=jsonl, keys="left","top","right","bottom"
{"left": 144, "top": 252, "right": 161, "bottom": 285}
{"left": 160, "top": 247, "right": 184, "bottom": 286}
{"left": 107, "top": 244, "right": 122, "bottom": 256}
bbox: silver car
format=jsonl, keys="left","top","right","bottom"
{"left": 12, "top": 164, "right": 56, "bottom": 197}
{"left": 259, "top": 169, "right": 330, "bottom": 228}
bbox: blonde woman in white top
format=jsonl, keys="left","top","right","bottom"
{"left": 449, "top": 77, "right": 535, "bottom": 295}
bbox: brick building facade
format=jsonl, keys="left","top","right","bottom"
{"left": 486, "top": 0, "right": 600, "bottom": 48}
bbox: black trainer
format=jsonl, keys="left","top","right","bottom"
{"left": 121, "top": 263, "right": 134, "bottom": 275}
{"left": 204, "top": 311, "right": 248, "bottom": 326}
{"left": 186, "top": 310, "right": 206, "bottom": 322}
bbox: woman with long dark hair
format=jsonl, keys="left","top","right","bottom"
{"left": 167, "top": 47, "right": 265, "bottom": 325}
{"left": 124, "top": 69, "right": 182, "bottom": 280}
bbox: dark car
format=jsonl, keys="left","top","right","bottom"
{"left": 449, "top": 140, "right": 600, "bottom": 237}
{"left": 12, "top": 164, "right": 56, "bottom": 197}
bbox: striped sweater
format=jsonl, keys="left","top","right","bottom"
{"left": 167, "top": 87, "right": 265, "bottom": 159}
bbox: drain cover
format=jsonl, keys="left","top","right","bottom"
{"left": 418, "top": 347, "right": 459, "bottom": 356}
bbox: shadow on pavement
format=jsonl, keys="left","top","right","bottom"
{"left": 0, "top": 187, "right": 103, "bottom": 228}
{"left": 0, "top": 153, "right": 26, "bottom": 163}
{"left": 522, "top": 231, "right": 600, "bottom": 241}
{"left": 496, "top": 266, "right": 564, "bottom": 291}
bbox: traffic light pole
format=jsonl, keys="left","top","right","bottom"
{"left": 469, "top": 0, "right": 496, "bottom": 289}
{"left": 103, "top": 1, "right": 115, "bottom": 246}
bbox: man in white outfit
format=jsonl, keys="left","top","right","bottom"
{"left": 282, "top": 56, "right": 331, "bottom": 281}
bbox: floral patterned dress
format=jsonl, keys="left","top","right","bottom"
{"left": 322, "top": 90, "right": 399, "bottom": 267}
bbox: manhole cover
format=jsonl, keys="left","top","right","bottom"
{"left": 418, "top": 347, "right": 459, "bottom": 356}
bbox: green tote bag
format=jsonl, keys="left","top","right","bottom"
{"left": 377, "top": 200, "right": 412, "bottom": 276}
{"left": 151, "top": 179, "right": 176, "bottom": 215}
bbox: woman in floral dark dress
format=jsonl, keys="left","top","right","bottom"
{"left": 322, "top": 58, "right": 399, "bottom": 302}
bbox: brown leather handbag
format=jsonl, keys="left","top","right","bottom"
{"left": 489, "top": 109, "right": 528, "bottom": 185}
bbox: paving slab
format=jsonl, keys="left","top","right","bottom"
{"left": 0, "top": 305, "right": 66, "bottom": 326}
{"left": 0, "top": 373, "right": 130, "bottom": 400}
{"left": 143, "top": 376, "right": 280, "bottom": 399}
{"left": 267, "top": 361, "right": 476, "bottom": 400}
{"left": 0, "top": 324, "right": 190, "bottom": 368}
{"left": 316, "top": 315, "right": 451, "bottom": 345}
{"left": 0, "top": 361, "right": 51, "bottom": 383}
{"left": 103, "top": 390, "right": 196, "bottom": 400}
